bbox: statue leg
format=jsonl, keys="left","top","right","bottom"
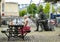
{"left": 39, "top": 23, "right": 44, "bottom": 31}
{"left": 35, "top": 20, "right": 39, "bottom": 31}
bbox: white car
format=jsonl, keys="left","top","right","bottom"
{"left": 8, "top": 18, "right": 24, "bottom": 25}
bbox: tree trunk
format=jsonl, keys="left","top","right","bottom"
{"left": 0, "top": 0, "right": 1, "bottom": 27}
{"left": 0, "top": 13, "right": 1, "bottom": 27}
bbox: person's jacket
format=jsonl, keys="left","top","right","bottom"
{"left": 38, "top": 12, "right": 47, "bottom": 20}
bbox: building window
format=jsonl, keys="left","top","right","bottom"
{"left": 2, "top": 3, "right": 4, "bottom": 12}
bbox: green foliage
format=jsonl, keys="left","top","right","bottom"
{"left": 58, "top": 7, "right": 60, "bottom": 13}
{"left": 45, "top": 0, "right": 53, "bottom": 2}
{"left": 27, "top": 4, "right": 32, "bottom": 14}
{"left": 19, "top": 9, "right": 27, "bottom": 17}
{"left": 45, "top": 0, "right": 59, "bottom": 3}
{"left": 43, "top": 2, "right": 50, "bottom": 18}
{"left": 27, "top": 3, "right": 37, "bottom": 15}
{"left": 37, "top": 5, "right": 43, "bottom": 14}
{"left": 52, "top": 6, "right": 55, "bottom": 13}
{"left": 0, "top": 0, "right": 1, "bottom": 2}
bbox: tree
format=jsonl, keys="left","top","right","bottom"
{"left": 43, "top": 2, "right": 50, "bottom": 18}
{"left": 19, "top": 9, "right": 27, "bottom": 17}
{"left": 58, "top": 7, "right": 60, "bottom": 13}
{"left": 52, "top": 6, "right": 55, "bottom": 13}
{"left": 27, "top": 3, "right": 37, "bottom": 16}
{"left": 37, "top": 5, "right": 43, "bottom": 14}
{"left": 0, "top": 0, "right": 1, "bottom": 2}
{"left": 45, "top": 0, "right": 60, "bottom": 3}
{"left": 27, "top": 4, "right": 32, "bottom": 14}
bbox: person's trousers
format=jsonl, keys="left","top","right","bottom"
{"left": 42, "top": 20, "right": 49, "bottom": 31}
{"left": 36, "top": 20, "right": 44, "bottom": 31}
{"left": 36, "top": 20, "right": 48, "bottom": 31}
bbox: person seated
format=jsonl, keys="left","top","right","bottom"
{"left": 18, "top": 15, "right": 31, "bottom": 34}
{"left": 23, "top": 15, "right": 31, "bottom": 32}
{"left": 9, "top": 19, "right": 13, "bottom": 25}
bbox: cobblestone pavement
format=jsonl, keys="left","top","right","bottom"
{"left": 0, "top": 25, "right": 60, "bottom": 42}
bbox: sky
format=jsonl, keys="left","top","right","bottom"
{"left": 5, "top": 0, "right": 44, "bottom": 4}
{"left": 5, "top": 0, "right": 44, "bottom": 9}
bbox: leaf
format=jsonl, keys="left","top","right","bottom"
{"left": 43, "top": 2, "right": 50, "bottom": 18}
{"left": 19, "top": 9, "right": 27, "bottom": 16}
{"left": 27, "top": 3, "right": 37, "bottom": 15}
